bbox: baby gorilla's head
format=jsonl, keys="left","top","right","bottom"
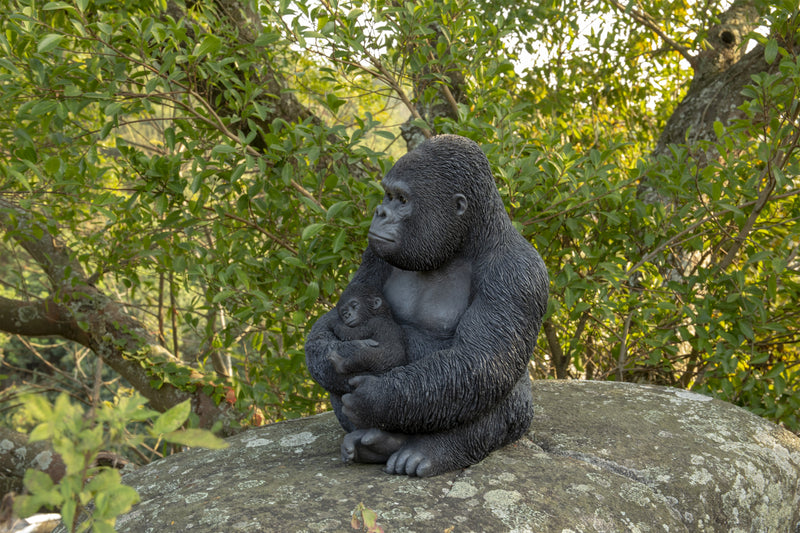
{"left": 337, "top": 285, "right": 385, "bottom": 328}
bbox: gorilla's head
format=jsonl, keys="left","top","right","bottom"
{"left": 336, "top": 284, "right": 385, "bottom": 327}
{"left": 368, "top": 135, "right": 504, "bottom": 271}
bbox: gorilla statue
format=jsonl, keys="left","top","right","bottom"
{"left": 327, "top": 282, "right": 407, "bottom": 375}
{"left": 305, "top": 134, "right": 549, "bottom": 477}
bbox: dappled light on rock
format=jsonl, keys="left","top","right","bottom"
{"left": 58, "top": 381, "right": 800, "bottom": 532}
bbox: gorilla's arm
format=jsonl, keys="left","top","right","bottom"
{"left": 343, "top": 247, "right": 548, "bottom": 434}
{"left": 304, "top": 248, "right": 393, "bottom": 395}
{"left": 305, "top": 310, "right": 354, "bottom": 394}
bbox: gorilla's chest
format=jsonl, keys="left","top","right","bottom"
{"left": 383, "top": 261, "right": 472, "bottom": 336}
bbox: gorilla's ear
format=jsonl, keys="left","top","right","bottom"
{"left": 453, "top": 194, "right": 468, "bottom": 216}
{"left": 371, "top": 296, "right": 383, "bottom": 310}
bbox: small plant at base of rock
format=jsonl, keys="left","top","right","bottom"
{"left": 351, "top": 502, "right": 384, "bottom": 533}
{"left": 13, "top": 394, "right": 227, "bottom": 533}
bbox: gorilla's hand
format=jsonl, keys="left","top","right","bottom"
{"left": 329, "top": 340, "right": 380, "bottom": 375}
{"left": 354, "top": 339, "right": 380, "bottom": 348}
{"left": 341, "top": 375, "right": 383, "bottom": 429}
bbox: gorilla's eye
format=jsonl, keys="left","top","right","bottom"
{"left": 398, "top": 195, "right": 407, "bottom": 204}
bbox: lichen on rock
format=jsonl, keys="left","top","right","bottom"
{"left": 55, "top": 381, "right": 800, "bottom": 532}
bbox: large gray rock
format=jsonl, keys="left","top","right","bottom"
{"left": 111, "top": 381, "right": 800, "bottom": 532}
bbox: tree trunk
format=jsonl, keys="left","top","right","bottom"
{"left": 0, "top": 0, "right": 348, "bottom": 442}
{"left": 0, "top": 199, "right": 224, "bottom": 422}
{"left": 636, "top": 0, "right": 767, "bottom": 203}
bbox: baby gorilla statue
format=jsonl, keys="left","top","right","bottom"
{"left": 328, "top": 283, "right": 407, "bottom": 375}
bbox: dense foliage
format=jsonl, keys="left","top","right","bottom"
{"left": 1, "top": 0, "right": 798, "bottom": 484}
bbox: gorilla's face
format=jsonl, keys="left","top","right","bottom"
{"left": 368, "top": 159, "right": 469, "bottom": 272}
{"left": 337, "top": 293, "right": 384, "bottom": 327}
{"left": 338, "top": 297, "right": 364, "bottom": 327}
{"left": 367, "top": 177, "right": 412, "bottom": 260}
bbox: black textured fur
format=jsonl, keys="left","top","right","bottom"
{"left": 305, "top": 134, "right": 548, "bottom": 476}
{"left": 328, "top": 283, "right": 407, "bottom": 375}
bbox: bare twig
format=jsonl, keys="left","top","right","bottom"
{"left": 201, "top": 206, "right": 298, "bottom": 254}
{"left": 605, "top": 0, "right": 696, "bottom": 67}
{"left": 626, "top": 186, "right": 800, "bottom": 276}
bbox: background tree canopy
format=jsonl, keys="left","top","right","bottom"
{"left": 1, "top": 0, "right": 799, "bottom": 509}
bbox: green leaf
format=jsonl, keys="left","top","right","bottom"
{"left": 28, "top": 423, "right": 53, "bottom": 443}
{"left": 164, "top": 428, "right": 229, "bottom": 449}
{"left": 164, "top": 126, "right": 175, "bottom": 149}
{"left": 773, "top": 374, "right": 786, "bottom": 397}
{"left": 764, "top": 39, "right": 778, "bottom": 64}
{"left": 37, "top": 34, "right": 64, "bottom": 53}
{"left": 740, "top": 322, "right": 754, "bottom": 340}
{"left": 23, "top": 469, "right": 54, "bottom": 493}
{"left": 89, "top": 469, "right": 140, "bottom": 519}
{"left": 212, "top": 144, "right": 237, "bottom": 156}
{"left": 713, "top": 120, "right": 724, "bottom": 140}
{"left": 374, "top": 130, "right": 395, "bottom": 140}
{"left": 14, "top": 473, "right": 62, "bottom": 518}
{"left": 326, "top": 200, "right": 350, "bottom": 221}
{"left": 95, "top": 482, "right": 140, "bottom": 519}
{"left": 231, "top": 162, "right": 247, "bottom": 182}
{"left": 24, "top": 394, "right": 54, "bottom": 423}
{"left": 254, "top": 32, "right": 280, "bottom": 46}
{"left": 326, "top": 93, "right": 347, "bottom": 113}
{"left": 301, "top": 222, "right": 326, "bottom": 241}
{"left": 151, "top": 399, "right": 191, "bottom": 435}
{"left": 42, "top": 1, "right": 73, "bottom": 11}
{"left": 196, "top": 34, "right": 221, "bottom": 57}
{"left": 86, "top": 468, "right": 122, "bottom": 494}
{"left": 291, "top": 310, "right": 305, "bottom": 327}
{"left": 44, "top": 156, "right": 61, "bottom": 175}
{"left": 332, "top": 228, "right": 347, "bottom": 253}
{"left": 60, "top": 500, "right": 77, "bottom": 530}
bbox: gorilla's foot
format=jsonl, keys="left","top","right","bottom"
{"left": 341, "top": 428, "right": 408, "bottom": 464}
{"left": 385, "top": 436, "right": 464, "bottom": 477}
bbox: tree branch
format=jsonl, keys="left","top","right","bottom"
{"left": 0, "top": 295, "right": 89, "bottom": 345}
{"left": 0, "top": 199, "right": 227, "bottom": 421}
{"left": 543, "top": 320, "right": 568, "bottom": 379}
{"left": 0, "top": 199, "right": 87, "bottom": 290}
{"left": 715, "top": 113, "right": 800, "bottom": 272}
{"left": 605, "top": 0, "right": 696, "bottom": 67}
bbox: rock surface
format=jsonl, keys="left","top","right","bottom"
{"left": 106, "top": 381, "right": 800, "bottom": 532}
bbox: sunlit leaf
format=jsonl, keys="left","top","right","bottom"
{"left": 37, "top": 33, "right": 63, "bottom": 53}
{"left": 196, "top": 34, "right": 221, "bottom": 57}
{"left": 164, "top": 429, "right": 229, "bottom": 449}
{"left": 152, "top": 399, "right": 191, "bottom": 435}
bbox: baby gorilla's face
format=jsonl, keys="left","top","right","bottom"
{"left": 338, "top": 298, "right": 364, "bottom": 327}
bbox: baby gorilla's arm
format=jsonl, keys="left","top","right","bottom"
{"left": 327, "top": 339, "right": 380, "bottom": 374}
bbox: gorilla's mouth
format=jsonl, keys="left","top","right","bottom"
{"left": 368, "top": 231, "right": 395, "bottom": 243}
